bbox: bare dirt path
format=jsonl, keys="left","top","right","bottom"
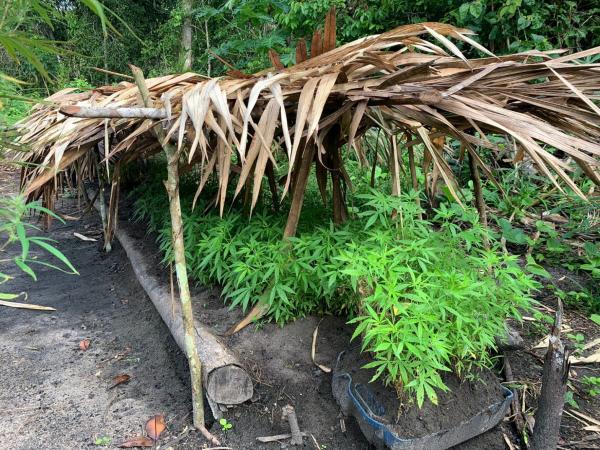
{"left": 0, "top": 169, "right": 193, "bottom": 450}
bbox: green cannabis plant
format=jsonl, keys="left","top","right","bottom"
{"left": 132, "top": 166, "right": 538, "bottom": 407}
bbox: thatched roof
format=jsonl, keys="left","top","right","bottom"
{"left": 15, "top": 18, "right": 600, "bottom": 217}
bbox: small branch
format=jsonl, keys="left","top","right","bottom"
{"left": 256, "top": 432, "right": 308, "bottom": 443}
{"left": 130, "top": 64, "right": 215, "bottom": 444}
{"left": 281, "top": 405, "right": 303, "bottom": 446}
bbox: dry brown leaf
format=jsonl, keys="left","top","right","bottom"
{"left": 0, "top": 300, "right": 55, "bottom": 311}
{"left": 145, "top": 414, "right": 166, "bottom": 441}
{"left": 311, "top": 320, "right": 332, "bottom": 373}
{"left": 570, "top": 349, "right": 600, "bottom": 365}
{"left": 73, "top": 232, "right": 97, "bottom": 242}
{"left": 295, "top": 39, "right": 307, "bottom": 64}
{"left": 323, "top": 6, "right": 336, "bottom": 53}
{"left": 567, "top": 409, "right": 600, "bottom": 427}
{"left": 79, "top": 339, "right": 91, "bottom": 351}
{"left": 109, "top": 374, "right": 131, "bottom": 389}
{"left": 117, "top": 436, "right": 154, "bottom": 448}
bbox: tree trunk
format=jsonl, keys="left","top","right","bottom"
{"left": 180, "top": 0, "right": 194, "bottom": 71}
{"left": 531, "top": 300, "right": 570, "bottom": 450}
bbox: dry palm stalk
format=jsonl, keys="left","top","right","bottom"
{"left": 16, "top": 21, "right": 600, "bottom": 217}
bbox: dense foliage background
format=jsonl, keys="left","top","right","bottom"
{"left": 2, "top": 0, "right": 600, "bottom": 94}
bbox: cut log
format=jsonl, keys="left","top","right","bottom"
{"left": 88, "top": 189, "right": 253, "bottom": 407}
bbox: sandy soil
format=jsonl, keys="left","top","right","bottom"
{"left": 0, "top": 168, "right": 194, "bottom": 449}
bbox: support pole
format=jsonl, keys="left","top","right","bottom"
{"left": 327, "top": 126, "right": 348, "bottom": 225}
{"left": 406, "top": 134, "right": 422, "bottom": 219}
{"left": 60, "top": 105, "right": 168, "bottom": 119}
{"left": 467, "top": 149, "right": 490, "bottom": 249}
{"left": 130, "top": 65, "right": 218, "bottom": 445}
{"left": 284, "top": 143, "right": 316, "bottom": 238}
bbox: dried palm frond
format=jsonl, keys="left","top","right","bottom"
{"left": 13, "top": 16, "right": 600, "bottom": 234}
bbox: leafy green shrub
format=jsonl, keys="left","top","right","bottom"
{"left": 132, "top": 166, "right": 537, "bottom": 407}
{"left": 340, "top": 193, "right": 535, "bottom": 406}
{"left": 0, "top": 195, "right": 79, "bottom": 298}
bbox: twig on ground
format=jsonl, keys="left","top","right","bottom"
{"left": 282, "top": 405, "right": 303, "bottom": 446}
{"left": 256, "top": 432, "right": 308, "bottom": 443}
{"left": 0, "top": 300, "right": 55, "bottom": 311}
{"left": 311, "top": 319, "right": 332, "bottom": 373}
{"left": 310, "top": 434, "right": 321, "bottom": 450}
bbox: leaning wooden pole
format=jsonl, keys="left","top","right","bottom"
{"left": 130, "top": 65, "right": 218, "bottom": 445}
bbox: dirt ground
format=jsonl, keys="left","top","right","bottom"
{"left": 1, "top": 167, "right": 599, "bottom": 450}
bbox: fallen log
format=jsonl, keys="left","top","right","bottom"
{"left": 88, "top": 189, "right": 253, "bottom": 409}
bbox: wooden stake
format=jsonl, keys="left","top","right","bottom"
{"left": 131, "top": 65, "right": 218, "bottom": 445}
{"left": 284, "top": 143, "right": 316, "bottom": 238}
{"left": 504, "top": 355, "right": 528, "bottom": 446}
{"left": 282, "top": 405, "right": 303, "bottom": 446}
{"left": 531, "top": 299, "right": 569, "bottom": 450}
{"left": 406, "top": 135, "right": 422, "bottom": 219}
{"left": 326, "top": 126, "right": 347, "bottom": 225}
{"left": 96, "top": 159, "right": 111, "bottom": 252}
{"left": 467, "top": 148, "right": 490, "bottom": 249}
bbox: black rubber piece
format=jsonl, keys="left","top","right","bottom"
{"left": 332, "top": 352, "right": 513, "bottom": 450}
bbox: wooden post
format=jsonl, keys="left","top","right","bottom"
{"left": 266, "top": 161, "right": 279, "bottom": 211}
{"left": 130, "top": 65, "right": 218, "bottom": 445}
{"left": 326, "top": 126, "right": 347, "bottom": 225}
{"left": 531, "top": 300, "right": 569, "bottom": 450}
{"left": 467, "top": 149, "right": 490, "bottom": 249}
{"left": 60, "top": 105, "right": 168, "bottom": 119}
{"left": 406, "top": 140, "right": 422, "bottom": 219}
{"left": 96, "top": 157, "right": 111, "bottom": 252}
{"left": 283, "top": 143, "right": 316, "bottom": 238}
